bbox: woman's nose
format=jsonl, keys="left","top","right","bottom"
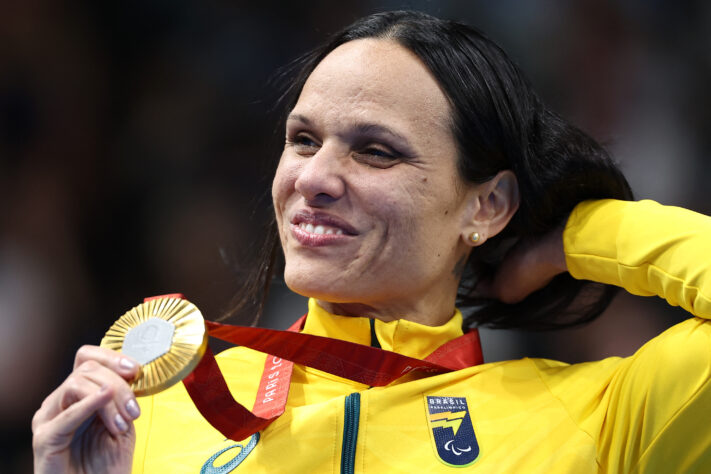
{"left": 294, "top": 144, "right": 346, "bottom": 205}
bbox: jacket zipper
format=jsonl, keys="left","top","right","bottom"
{"left": 341, "top": 392, "right": 361, "bottom": 474}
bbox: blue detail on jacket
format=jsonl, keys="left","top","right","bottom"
{"left": 200, "top": 433, "right": 260, "bottom": 474}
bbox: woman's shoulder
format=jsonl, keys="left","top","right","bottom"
{"left": 522, "top": 317, "right": 711, "bottom": 463}
{"left": 529, "top": 317, "right": 711, "bottom": 391}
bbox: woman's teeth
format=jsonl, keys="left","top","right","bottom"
{"left": 299, "top": 223, "right": 344, "bottom": 235}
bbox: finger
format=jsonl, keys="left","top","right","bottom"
{"left": 33, "top": 385, "right": 114, "bottom": 455}
{"left": 33, "top": 374, "right": 91, "bottom": 429}
{"left": 74, "top": 345, "right": 140, "bottom": 380}
{"left": 48, "top": 370, "right": 127, "bottom": 437}
{"left": 36, "top": 361, "right": 139, "bottom": 438}
{"left": 474, "top": 247, "right": 536, "bottom": 302}
{"left": 494, "top": 271, "right": 553, "bottom": 304}
{"left": 69, "top": 361, "right": 140, "bottom": 437}
{"left": 56, "top": 384, "right": 114, "bottom": 437}
{"left": 473, "top": 277, "right": 494, "bottom": 299}
{"left": 490, "top": 252, "right": 542, "bottom": 304}
{"left": 33, "top": 389, "right": 64, "bottom": 431}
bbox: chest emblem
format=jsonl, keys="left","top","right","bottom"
{"left": 425, "top": 396, "right": 480, "bottom": 467}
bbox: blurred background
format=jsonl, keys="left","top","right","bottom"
{"left": 2, "top": 0, "right": 709, "bottom": 471}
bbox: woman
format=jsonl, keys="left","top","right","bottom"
{"left": 33, "top": 11, "right": 711, "bottom": 473}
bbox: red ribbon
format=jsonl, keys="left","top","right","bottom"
{"left": 147, "top": 295, "right": 483, "bottom": 441}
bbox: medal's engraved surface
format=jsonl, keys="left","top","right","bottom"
{"left": 122, "top": 317, "right": 175, "bottom": 365}
{"left": 101, "top": 296, "right": 208, "bottom": 396}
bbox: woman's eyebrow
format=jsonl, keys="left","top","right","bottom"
{"left": 352, "top": 122, "right": 409, "bottom": 144}
{"left": 286, "top": 113, "right": 312, "bottom": 126}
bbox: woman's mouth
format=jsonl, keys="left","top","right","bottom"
{"left": 289, "top": 211, "right": 357, "bottom": 247}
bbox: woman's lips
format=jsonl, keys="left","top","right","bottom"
{"left": 289, "top": 211, "right": 357, "bottom": 247}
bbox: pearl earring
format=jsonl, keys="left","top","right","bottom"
{"left": 469, "top": 232, "right": 481, "bottom": 244}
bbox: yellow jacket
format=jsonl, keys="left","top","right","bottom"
{"left": 132, "top": 199, "right": 711, "bottom": 473}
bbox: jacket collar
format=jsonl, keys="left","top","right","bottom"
{"left": 301, "top": 298, "right": 464, "bottom": 361}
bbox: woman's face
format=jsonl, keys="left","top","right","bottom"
{"left": 272, "top": 39, "right": 476, "bottom": 324}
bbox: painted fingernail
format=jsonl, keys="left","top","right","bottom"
{"left": 119, "top": 358, "right": 137, "bottom": 371}
{"left": 126, "top": 399, "right": 140, "bottom": 419}
{"left": 114, "top": 413, "right": 129, "bottom": 432}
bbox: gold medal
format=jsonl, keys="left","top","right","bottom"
{"left": 100, "top": 296, "right": 208, "bottom": 396}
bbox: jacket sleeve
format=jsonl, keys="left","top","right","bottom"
{"left": 565, "top": 199, "right": 711, "bottom": 317}
{"left": 563, "top": 199, "right": 711, "bottom": 473}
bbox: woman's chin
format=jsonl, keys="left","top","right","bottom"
{"left": 283, "top": 273, "right": 357, "bottom": 303}
{"left": 284, "top": 263, "right": 345, "bottom": 296}
{"left": 285, "top": 281, "right": 346, "bottom": 302}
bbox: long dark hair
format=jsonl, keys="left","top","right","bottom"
{"left": 226, "top": 10, "right": 633, "bottom": 330}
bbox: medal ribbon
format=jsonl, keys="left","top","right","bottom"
{"left": 149, "top": 295, "right": 483, "bottom": 441}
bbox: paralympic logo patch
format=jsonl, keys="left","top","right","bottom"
{"left": 425, "top": 396, "right": 479, "bottom": 467}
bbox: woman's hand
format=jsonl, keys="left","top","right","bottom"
{"left": 477, "top": 226, "right": 568, "bottom": 304}
{"left": 32, "top": 345, "right": 141, "bottom": 474}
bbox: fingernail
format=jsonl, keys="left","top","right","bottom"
{"left": 114, "top": 413, "right": 129, "bottom": 432}
{"left": 126, "top": 399, "right": 140, "bottom": 419}
{"left": 119, "top": 358, "right": 137, "bottom": 371}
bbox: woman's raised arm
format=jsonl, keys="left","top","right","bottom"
{"left": 490, "top": 198, "right": 711, "bottom": 470}
{"left": 480, "top": 198, "right": 711, "bottom": 318}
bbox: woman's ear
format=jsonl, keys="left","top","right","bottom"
{"left": 461, "top": 170, "right": 520, "bottom": 246}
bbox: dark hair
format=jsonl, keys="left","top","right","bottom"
{"left": 226, "top": 10, "right": 632, "bottom": 330}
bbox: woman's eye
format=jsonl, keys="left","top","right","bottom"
{"left": 354, "top": 146, "right": 401, "bottom": 168}
{"left": 286, "top": 134, "right": 320, "bottom": 155}
{"left": 363, "top": 147, "right": 393, "bottom": 158}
